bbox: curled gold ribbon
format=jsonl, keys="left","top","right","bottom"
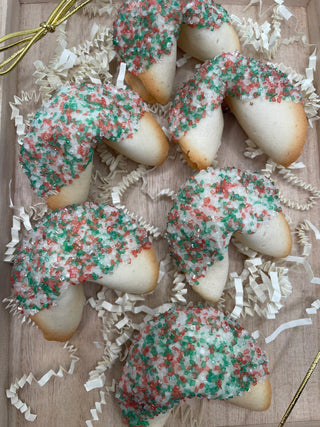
{"left": 0, "top": 0, "right": 93, "bottom": 75}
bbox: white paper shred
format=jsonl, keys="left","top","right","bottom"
{"left": 116, "top": 204, "right": 162, "bottom": 239}
{"left": 310, "top": 276, "right": 320, "bottom": 285}
{"left": 171, "top": 270, "right": 188, "bottom": 304}
{"left": 53, "top": 48, "right": 77, "bottom": 70}
{"left": 133, "top": 303, "right": 174, "bottom": 319}
{"left": 265, "top": 318, "right": 312, "bottom": 344}
{"left": 306, "top": 67, "right": 314, "bottom": 81}
{"left": 32, "top": 24, "right": 116, "bottom": 101}
{"left": 115, "top": 331, "right": 132, "bottom": 346}
{"left": 85, "top": 391, "right": 107, "bottom": 426}
{"left": 107, "top": 166, "right": 162, "bottom": 238}
{"left": 133, "top": 305, "right": 157, "bottom": 315}
{"left": 115, "top": 316, "right": 130, "bottom": 330}
{"left": 90, "top": 22, "right": 100, "bottom": 39}
{"left": 243, "top": 0, "right": 262, "bottom": 12}
{"left": 116, "top": 62, "right": 126, "bottom": 88}
{"left": 270, "top": 271, "right": 281, "bottom": 303}
{"left": 111, "top": 190, "right": 121, "bottom": 205}
{"left": 251, "top": 330, "right": 260, "bottom": 340}
{"left": 101, "top": 300, "right": 122, "bottom": 313}
{"left": 4, "top": 216, "right": 21, "bottom": 262}
{"left": 285, "top": 255, "right": 320, "bottom": 284}
{"left": 305, "top": 220, "right": 320, "bottom": 240}
{"left": 112, "top": 165, "right": 148, "bottom": 203}
{"left": 176, "top": 53, "right": 191, "bottom": 68}
{"left": 4, "top": 181, "right": 34, "bottom": 263}
{"left": 84, "top": 374, "right": 106, "bottom": 392}
{"left": 288, "top": 162, "right": 306, "bottom": 170}
{"left": 2, "top": 297, "right": 35, "bottom": 325}
{"left": 141, "top": 184, "right": 177, "bottom": 203}
{"left": 306, "top": 299, "right": 320, "bottom": 315}
{"left": 309, "top": 49, "right": 317, "bottom": 70}
{"left": 157, "top": 255, "right": 170, "bottom": 283}
{"left": 222, "top": 254, "right": 292, "bottom": 320}
{"left": 83, "top": 0, "right": 115, "bottom": 18}
{"left": 265, "top": 164, "right": 320, "bottom": 211}
{"left": 305, "top": 307, "right": 317, "bottom": 315}
{"left": 6, "top": 343, "right": 79, "bottom": 421}
{"left": 277, "top": 4, "right": 292, "bottom": 20}
{"left": 230, "top": 278, "right": 244, "bottom": 319}
{"left": 10, "top": 100, "right": 27, "bottom": 140}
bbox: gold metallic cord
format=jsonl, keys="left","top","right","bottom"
{"left": 278, "top": 349, "right": 320, "bottom": 426}
{"left": 0, "top": 0, "right": 92, "bottom": 75}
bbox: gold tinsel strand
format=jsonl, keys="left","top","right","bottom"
{"left": 0, "top": 0, "right": 93, "bottom": 75}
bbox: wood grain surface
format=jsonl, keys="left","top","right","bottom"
{"left": 1, "top": 1, "right": 320, "bottom": 426}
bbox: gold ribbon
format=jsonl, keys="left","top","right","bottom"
{"left": 279, "top": 349, "right": 320, "bottom": 426}
{"left": 0, "top": 0, "right": 93, "bottom": 75}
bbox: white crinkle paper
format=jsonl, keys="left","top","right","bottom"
{"left": 6, "top": 343, "right": 79, "bottom": 422}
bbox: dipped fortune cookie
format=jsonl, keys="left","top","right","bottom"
{"left": 113, "top": 0, "right": 240, "bottom": 105}
{"left": 116, "top": 305, "right": 271, "bottom": 426}
{"left": 168, "top": 51, "right": 308, "bottom": 169}
{"left": 10, "top": 203, "right": 159, "bottom": 341}
{"left": 20, "top": 82, "right": 168, "bottom": 210}
{"left": 166, "top": 167, "right": 292, "bottom": 302}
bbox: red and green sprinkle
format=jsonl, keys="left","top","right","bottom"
{"left": 113, "top": 0, "right": 230, "bottom": 74}
{"left": 168, "top": 51, "right": 303, "bottom": 141}
{"left": 20, "top": 83, "right": 146, "bottom": 198}
{"left": 116, "top": 305, "right": 269, "bottom": 426}
{"left": 166, "top": 167, "right": 281, "bottom": 285}
{"left": 11, "top": 203, "right": 152, "bottom": 314}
